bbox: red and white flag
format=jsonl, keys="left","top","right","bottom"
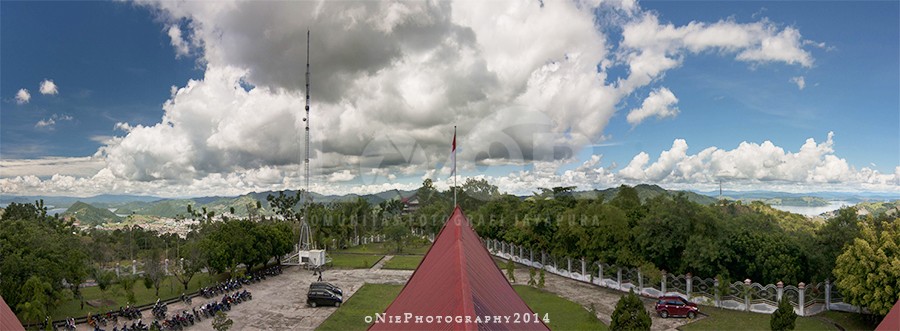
{"left": 449, "top": 128, "right": 457, "bottom": 177}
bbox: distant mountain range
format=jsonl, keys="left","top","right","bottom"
{"left": 692, "top": 189, "right": 900, "bottom": 206}
{"left": 571, "top": 184, "right": 718, "bottom": 205}
{"left": 0, "top": 194, "right": 162, "bottom": 208}
{"left": 1, "top": 189, "right": 418, "bottom": 221}
{"left": 3, "top": 185, "right": 897, "bottom": 222}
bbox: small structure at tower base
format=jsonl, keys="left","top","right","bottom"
{"left": 281, "top": 246, "right": 327, "bottom": 268}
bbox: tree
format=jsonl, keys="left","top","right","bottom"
{"left": 199, "top": 223, "right": 234, "bottom": 274}
{"left": 385, "top": 223, "right": 410, "bottom": 254}
{"left": 770, "top": 297, "right": 797, "bottom": 331}
{"left": 15, "top": 276, "right": 52, "bottom": 324}
{"left": 0, "top": 201, "right": 88, "bottom": 314}
{"left": 212, "top": 311, "right": 234, "bottom": 331}
{"left": 505, "top": 259, "right": 516, "bottom": 283}
{"left": 610, "top": 289, "right": 651, "bottom": 331}
{"left": 460, "top": 178, "right": 500, "bottom": 211}
{"left": 538, "top": 268, "right": 545, "bottom": 288}
{"left": 815, "top": 207, "right": 862, "bottom": 280}
{"left": 267, "top": 191, "right": 302, "bottom": 222}
{"left": 833, "top": 219, "right": 900, "bottom": 316}
{"left": 173, "top": 241, "right": 203, "bottom": 291}
{"left": 611, "top": 185, "right": 645, "bottom": 224}
{"left": 417, "top": 179, "right": 439, "bottom": 206}
{"left": 266, "top": 221, "right": 295, "bottom": 265}
{"left": 94, "top": 268, "right": 115, "bottom": 301}
{"left": 119, "top": 275, "right": 138, "bottom": 304}
{"left": 527, "top": 268, "right": 537, "bottom": 286}
{"left": 64, "top": 237, "right": 90, "bottom": 304}
{"left": 142, "top": 250, "right": 165, "bottom": 297}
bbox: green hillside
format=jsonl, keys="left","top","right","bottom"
{"left": 749, "top": 196, "right": 830, "bottom": 207}
{"left": 745, "top": 200, "right": 822, "bottom": 233}
{"left": 64, "top": 201, "right": 122, "bottom": 225}
{"left": 109, "top": 199, "right": 194, "bottom": 218}
{"left": 200, "top": 195, "right": 274, "bottom": 217}
{"left": 855, "top": 200, "right": 900, "bottom": 216}
{"left": 573, "top": 184, "right": 718, "bottom": 205}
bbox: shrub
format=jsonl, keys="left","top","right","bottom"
{"left": 610, "top": 289, "right": 651, "bottom": 331}
{"left": 213, "top": 311, "right": 234, "bottom": 331}
{"left": 770, "top": 297, "right": 797, "bottom": 331}
{"left": 539, "top": 268, "right": 545, "bottom": 288}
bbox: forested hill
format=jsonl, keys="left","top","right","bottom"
{"left": 104, "top": 189, "right": 417, "bottom": 218}
{"left": 63, "top": 201, "right": 122, "bottom": 225}
{"left": 570, "top": 184, "right": 718, "bottom": 205}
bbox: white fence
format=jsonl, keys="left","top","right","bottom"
{"left": 486, "top": 239, "right": 866, "bottom": 316}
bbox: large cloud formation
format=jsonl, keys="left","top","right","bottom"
{"left": 3, "top": 0, "right": 893, "bottom": 197}
{"left": 618, "top": 132, "right": 899, "bottom": 191}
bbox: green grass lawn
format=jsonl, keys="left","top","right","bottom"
{"left": 818, "top": 310, "right": 878, "bottom": 331}
{"left": 513, "top": 285, "right": 608, "bottom": 330}
{"left": 381, "top": 255, "right": 424, "bottom": 270}
{"left": 317, "top": 284, "right": 607, "bottom": 331}
{"left": 317, "top": 284, "right": 403, "bottom": 331}
{"left": 50, "top": 273, "right": 214, "bottom": 320}
{"left": 680, "top": 306, "right": 837, "bottom": 331}
{"left": 328, "top": 253, "right": 383, "bottom": 269}
{"left": 335, "top": 241, "right": 431, "bottom": 255}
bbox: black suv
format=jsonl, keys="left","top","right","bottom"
{"left": 307, "top": 289, "right": 342, "bottom": 308}
{"left": 310, "top": 282, "right": 343, "bottom": 296}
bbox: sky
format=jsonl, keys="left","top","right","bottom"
{"left": 1, "top": 0, "right": 898, "bottom": 198}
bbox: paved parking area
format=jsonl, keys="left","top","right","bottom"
{"left": 78, "top": 259, "right": 690, "bottom": 331}
{"left": 76, "top": 264, "right": 412, "bottom": 331}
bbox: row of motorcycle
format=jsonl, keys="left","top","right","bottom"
{"left": 58, "top": 264, "right": 281, "bottom": 330}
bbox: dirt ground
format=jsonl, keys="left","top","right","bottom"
{"left": 77, "top": 256, "right": 692, "bottom": 330}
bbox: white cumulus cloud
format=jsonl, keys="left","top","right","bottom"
{"left": 617, "top": 14, "right": 815, "bottom": 94}
{"left": 167, "top": 25, "right": 191, "bottom": 58}
{"left": 617, "top": 132, "right": 898, "bottom": 191}
{"left": 15, "top": 89, "right": 31, "bottom": 104}
{"left": 791, "top": 76, "right": 806, "bottom": 90}
{"left": 2, "top": 0, "right": 838, "bottom": 197}
{"left": 39, "top": 79, "right": 58, "bottom": 95}
{"left": 626, "top": 87, "right": 679, "bottom": 125}
{"left": 34, "top": 113, "right": 73, "bottom": 130}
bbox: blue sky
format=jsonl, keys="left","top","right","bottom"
{"left": 1, "top": 0, "right": 897, "bottom": 197}
{"left": 1, "top": 2, "right": 200, "bottom": 157}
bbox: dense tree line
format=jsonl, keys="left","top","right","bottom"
{"left": 409, "top": 180, "right": 895, "bottom": 289}
{"left": 0, "top": 202, "right": 90, "bottom": 324}
{"left": 409, "top": 180, "right": 897, "bottom": 317}
{"left": 2, "top": 180, "right": 895, "bottom": 321}
{"left": 197, "top": 219, "right": 294, "bottom": 274}
{"left": 0, "top": 200, "right": 294, "bottom": 323}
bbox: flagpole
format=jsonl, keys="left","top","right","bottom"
{"left": 453, "top": 125, "right": 457, "bottom": 207}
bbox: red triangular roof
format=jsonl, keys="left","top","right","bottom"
{"left": 0, "top": 295, "right": 25, "bottom": 331}
{"left": 370, "top": 207, "right": 548, "bottom": 331}
{"left": 876, "top": 299, "right": 900, "bottom": 331}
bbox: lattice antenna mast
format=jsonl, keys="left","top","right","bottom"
{"left": 300, "top": 29, "right": 312, "bottom": 251}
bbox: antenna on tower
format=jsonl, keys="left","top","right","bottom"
{"left": 299, "top": 29, "right": 312, "bottom": 251}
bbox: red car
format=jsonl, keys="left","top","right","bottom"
{"left": 655, "top": 296, "right": 699, "bottom": 318}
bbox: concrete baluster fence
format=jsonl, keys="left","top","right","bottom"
{"left": 488, "top": 239, "right": 865, "bottom": 316}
